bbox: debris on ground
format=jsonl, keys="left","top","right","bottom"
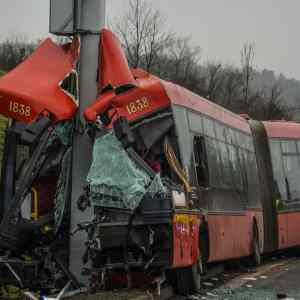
{"left": 241, "top": 277, "right": 257, "bottom": 281}
{"left": 202, "top": 282, "right": 214, "bottom": 287}
{"left": 204, "top": 288, "right": 278, "bottom": 299}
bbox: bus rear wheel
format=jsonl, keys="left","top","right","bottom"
{"left": 173, "top": 258, "right": 202, "bottom": 295}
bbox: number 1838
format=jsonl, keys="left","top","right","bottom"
{"left": 126, "top": 97, "right": 150, "bottom": 114}
{"left": 9, "top": 101, "right": 31, "bottom": 117}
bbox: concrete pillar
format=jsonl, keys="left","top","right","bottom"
{"left": 69, "top": 0, "right": 106, "bottom": 284}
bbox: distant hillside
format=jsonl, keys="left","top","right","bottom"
{"left": 252, "top": 69, "right": 300, "bottom": 119}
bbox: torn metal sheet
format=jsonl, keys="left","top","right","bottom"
{"left": 99, "top": 29, "right": 137, "bottom": 90}
{"left": 0, "top": 38, "right": 79, "bottom": 123}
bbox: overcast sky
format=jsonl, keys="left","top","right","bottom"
{"left": 0, "top": 1, "right": 299, "bottom": 80}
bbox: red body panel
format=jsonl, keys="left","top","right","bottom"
{"left": 172, "top": 214, "right": 200, "bottom": 268}
{"left": 278, "top": 212, "right": 300, "bottom": 249}
{"left": 84, "top": 90, "right": 116, "bottom": 123}
{"left": 277, "top": 213, "right": 289, "bottom": 249}
{"left": 206, "top": 212, "right": 255, "bottom": 262}
{"left": 0, "top": 38, "right": 78, "bottom": 123}
{"left": 85, "top": 74, "right": 170, "bottom": 124}
{"left": 99, "top": 29, "right": 137, "bottom": 90}
{"left": 286, "top": 212, "right": 300, "bottom": 247}
{"left": 172, "top": 210, "right": 264, "bottom": 267}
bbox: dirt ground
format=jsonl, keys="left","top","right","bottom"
{"left": 21, "top": 252, "right": 300, "bottom": 300}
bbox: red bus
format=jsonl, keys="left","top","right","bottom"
{"left": 80, "top": 29, "right": 269, "bottom": 295}
{"left": 0, "top": 27, "right": 299, "bottom": 296}
{"left": 81, "top": 30, "right": 300, "bottom": 295}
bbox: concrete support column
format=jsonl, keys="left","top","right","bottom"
{"left": 69, "top": 0, "right": 106, "bottom": 284}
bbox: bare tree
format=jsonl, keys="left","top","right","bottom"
{"left": 114, "top": 0, "right": 205, "bottom": 95}
{"left": 248, "top": 82, "right": 290, "bottom": 120}
{"left": 220, "top": 67, "right": 242, "bottom": 107}
{"left": 114, "top": 3, "right": 292, "bottom": 121}
{"left": 0, "top": 36, "right": 35, "bottom": 71}
{"left": 241, "top": 42, "right": 255, "bottom": 104}
{"left": 205, "top": 62, "right": 224, "bottom": 101}
{"left": 165, "top": 37, "right": 201, "bottom": 86}
{"left": 262, "top": 84, "right": 290, "bottom": 120}
{"left": 114, "top": 0, "right": 171, "bottom": 72}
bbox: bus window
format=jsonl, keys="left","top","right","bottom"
{"left": 246, "top": 152, "right": 259, "bottom": 191}
{"left": 206, "top": 137, "right": 222, "bottom": 187}
{"left": 269, "top": 140, "right": 286, "bottom": 200}
{"left": 297, "top": 141, "right": 300, "bottom": 154}
{"left": 227, "top": 128, "right": 236, "bottom": 145}
{"left": 218, "top": 141, "right": 231, "bottom": 188}
{"left": 270, "top": 139, "right": 300, "bottom": 203}
{"left": 238, "top": 131, "right": 248, "bottom": 149}
{"left": 188, "top": 111, "right": 203, "bottom": 134}
{"left": 282, "top": 154, "right": 300, "bottom": 202}
{"left": 215, "top": 122, "right": 227, "bottom": 142}
{"left": 193, "top": 136, "right": 209, "bottom": 187}
{"left": 228, "top": 144, "right": 243, "bottom": 190}
{"left": 281, "top": 140, "right": 297, "bottom": 154}
{"left": 203, "top": 117, "right": 215, "bottom": 138}
{"left": 238, "top": 149, "right": 248, "bottom": 190}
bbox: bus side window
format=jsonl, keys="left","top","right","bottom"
{"left": 193, "top": 136, "right": 209, "bottom": 187}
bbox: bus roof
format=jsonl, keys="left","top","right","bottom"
{"left": 264, "top": 121, "right": 300, "bottom": 139}
{"left": 161, "top": 80, "right": 251, "bottom": 133}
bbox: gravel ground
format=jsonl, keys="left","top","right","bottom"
{"left": 191, "top": 257, "right": 300, "bottom": 300}
{"left": 17, "top": 253, "right": 300, "bottom": 300}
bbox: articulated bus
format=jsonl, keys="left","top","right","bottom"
{"left": 84, "top": 78, "right": 265, "bottom": 294}
{"left": 0, "top": 28, "right": 300, "bottom": 295}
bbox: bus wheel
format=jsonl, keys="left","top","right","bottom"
{"left": 174, "top": 258, "right": 202, "bottom": 295}
{"left": 250, "top": 223, "right": 261, "bottom": 267}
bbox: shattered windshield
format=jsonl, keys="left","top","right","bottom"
{"left": 87, "top": 132, "right": 166, "bottom": 210}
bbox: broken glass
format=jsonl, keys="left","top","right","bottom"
{"left": 87, "top": 132, "right": 165, "bottom": 210}
{"left": 47, "top": 121, "right": 73, "bottom": 147}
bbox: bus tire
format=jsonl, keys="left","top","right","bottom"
{"left": 250, "top": 222, "right": 261, "bottom": 267}
{"left": 174, "top": 258, "right": 202, "bottom": 295}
